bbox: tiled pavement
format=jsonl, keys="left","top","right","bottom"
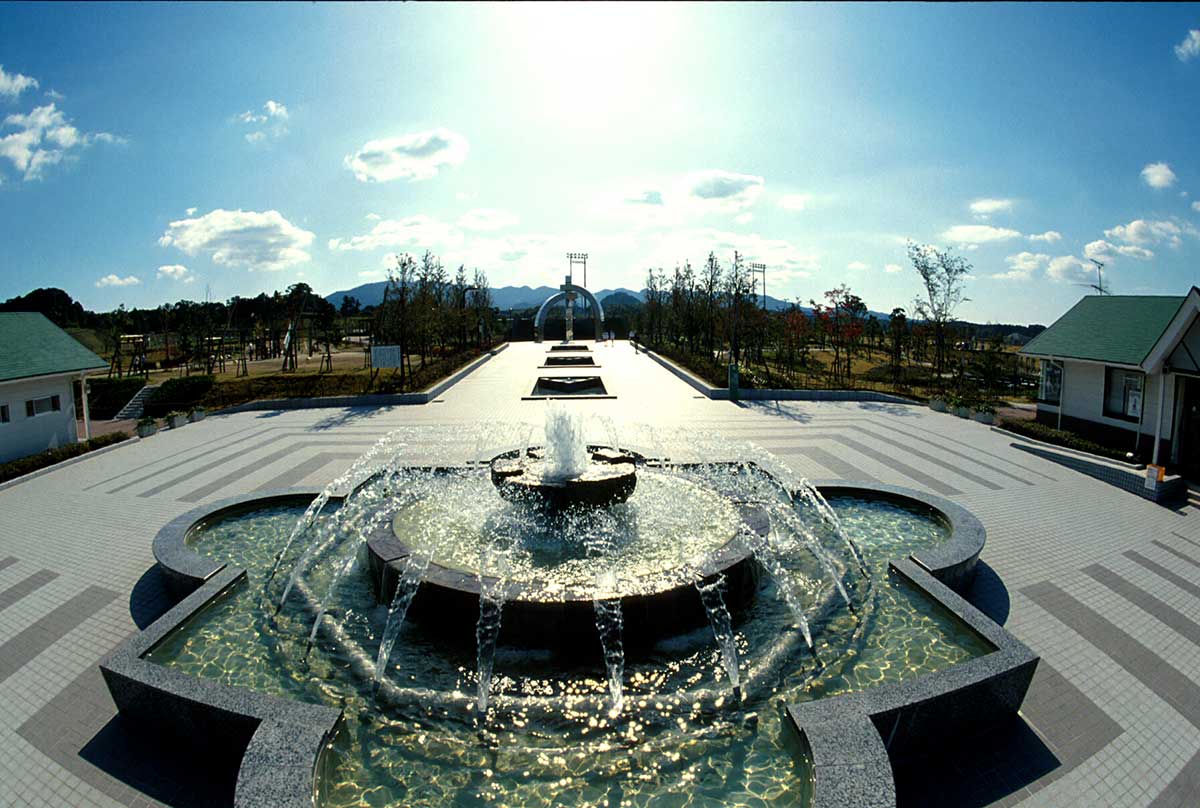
{"left": 2, "top": 340, "right": 1200, "bottom": 806}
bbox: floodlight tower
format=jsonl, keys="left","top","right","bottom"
{"left": 564, "top": 253, "right": 588, "bottom": 342}
{"left": 750, "top": 262, "right": 767, "bottom": 309}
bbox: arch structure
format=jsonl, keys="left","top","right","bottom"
{"left": 533, "top": 282, "right": 606, "bottom": 343}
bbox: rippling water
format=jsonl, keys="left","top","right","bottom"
{"left": 148, "top": 482, "right": 989, "bottom": 808}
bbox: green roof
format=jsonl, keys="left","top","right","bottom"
{"left": 0, "top": 312, "right": 107, "bottom": 382}
{"left": 1020, "top": 295, "right": 1186, "bottom": 366}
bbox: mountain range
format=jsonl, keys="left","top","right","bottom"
{"left": 325, "top": 281, "right": 820, "bottom": 315}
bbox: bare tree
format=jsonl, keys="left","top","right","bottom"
{"left": 906, "top": 241, "right": 970, "bottom": 387}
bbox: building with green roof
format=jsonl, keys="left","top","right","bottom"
{"left": 0, "top": 312, "right": 108, "bottom": 463}
{"left": 1021, "top": 288, "right": 1200, "bottom": 475}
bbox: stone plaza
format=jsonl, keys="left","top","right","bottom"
{"left": 1, "top": 340, "right": 1199, "bottom": 807}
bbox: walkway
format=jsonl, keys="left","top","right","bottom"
{"left": 1, "top": 340, "right": 1198, "bottom": 806}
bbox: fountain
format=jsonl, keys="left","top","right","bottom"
{"left": 122, "top": 411, "right": 1019, "bottom": 808}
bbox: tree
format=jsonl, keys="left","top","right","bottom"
{"left": 907, "top": 241, "right": 970, "bottom": 389}
{"left": 340, "top": 295, "right": 361, "bottom": 317}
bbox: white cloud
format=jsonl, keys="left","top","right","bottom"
{"left": 941, "top": 224, "right": 1022, "bottom": 244}
{"left": 156, "top": 264, "right": 194, "bottom": 283}
{"left": 43, "top": 88, "right": 64, "bottom": 101}
{"left": 643, "top": 227, "right": 820, "bottom": 282}
{"left": 778, "top": 193, "right": 813, "bottom": 212}
{"left": 186, "top": 207, "right": 197, "bottom": 215}
{"left": 969, "top": 198, "right": 1013, "bottom": 218}
{"left": 0, "top": 103, "right": 123, "bottom": 181}
{"left": 884, "top": 263, "right": 903, "bottom": 274}
{"left": 344, "top": 128, "right": 468, "bottom": 183}
{"left": 846, "top": 261, "right": 869, "bottom": 271}
{"left": 159, "top": 209, "right": 315, "bottom": 271}
{"left": 1141, "top": 162, "right": 1177, "bottom": 189}
{"left": 1176, "top": 29, "right": 1200, "bottom": 62}
{"left": 686, "top": 169, "right": 764, "bottom": 211}
{"left": 992, "top": 252, "right": 1048, "bottom": 281}
{"left": 1103, "top": 218, "right": 1190, "bottom": 247}
{"left": 1046, "top": 255, "right": 1092, "bottom": 283}
{"left": 734, "top": 212, "right": 754, "bottom": 225}
{"left": 95, "top": 274, "right": 140, "bottom": 288}
{"left": 0, "top": 65, "right": 38, "bottom": 100}
{"left": 328, "top": 214, "right": 462, "bottom": 253}
{"left": 1192, "top": 201, "right": 1200, "bottom": 212}
{"left": 238, "top": 99, "right": 289, "bottom": 144}
{"left": 458, "top": 208, "right": 519, "bottom": 231}
{"left": 1028, "top": 230, "right": 1062, "bottom": 243}
{"left": 1084, "top": 239, "right": 1155, "bottom": 263}
{"left": 626, "top": 190, "right": 664, "bottom": 205}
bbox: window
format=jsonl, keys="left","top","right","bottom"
{"left": 24, "top": 395, "right": 61, "bottom": 418}
{"left": 1039, "top": 360, "right": 1062, "bottom": 405}
{"left": 0, "top": 404, "right": 8, "bottom": 423}
{"left": 1103, "top": 367, "right": 1143, "bottom": 421}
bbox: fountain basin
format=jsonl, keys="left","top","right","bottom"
{"left": 364, "top": 496, "right": 766, "bottom": 651}
{"left": 116, "top": 463, "right": 1032, "bottom": 808}
{"left": 490, "top": 446, "right": 639, "bottom": 507}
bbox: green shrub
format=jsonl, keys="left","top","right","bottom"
{"left": 998, "top": 418, "right": 1134, "bottom": 462}
{"left": 144, "top": 375, "right": 214, "bottom": 417}
{"left": 0, "top": 432, "right": 131, "bottom": 485}
{"left": 86, "top": 377, "right": 147, "bottom": 419}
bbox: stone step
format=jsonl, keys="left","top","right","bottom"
{"left": 113, "top": 384, "right": 159, "bottom": 420}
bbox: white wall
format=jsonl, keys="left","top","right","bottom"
{"left": 1055, "top": 360, "right": 1176, "bottom": 441}
{"left": 0, "top": 374, "right": 79, "bottom": 463}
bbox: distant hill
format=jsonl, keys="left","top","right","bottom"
{"left": 324, "top": 282, "right": 904, "bottom": 323}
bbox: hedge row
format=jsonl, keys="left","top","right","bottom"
{"left": 0, "top": 431, "right": 131, "bottom": 485}
{"left": 998, "top": 417, "right": 1135, "bottom": 463}
{"left": 143, "top": 375, "right": 215, "bottom": 417}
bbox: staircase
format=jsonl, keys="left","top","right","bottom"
{"left": 1188, "top": 482, "right": 1200, "bottom": 511}
{"left": 113, "top": 384, "right": 158, "bottom": 421}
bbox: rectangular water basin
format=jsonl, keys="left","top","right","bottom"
{"left": 548, "top": 344, "right": 590, "bottom": 352}
{"left": 524, "top": 375, "right": 614, "bottom": 399}
{"left": 541, "top": 355, "right": 598, "bottom": 368}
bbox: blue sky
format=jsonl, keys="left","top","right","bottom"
{"left": 1, "top": 2, "right": 1198, "bottom": 324}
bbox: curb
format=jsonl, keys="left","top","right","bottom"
{"left": 640, "top": 345, "right": 918, "bottom": 405}
{"left": 212, "top": 343, "right": 509, "bottom": 414}
{"left": 0, "top": 434, "right": 139, "bottom": 494}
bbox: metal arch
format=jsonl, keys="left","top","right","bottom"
{"left": 533, "top": 283, "right": 606, "bottom": 342}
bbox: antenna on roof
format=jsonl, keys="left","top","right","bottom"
{"left": 1076, "top": 258, "right": 1109, "bottom": 296}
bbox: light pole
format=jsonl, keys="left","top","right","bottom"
{"left": 567, "top": 252, "right": 588, "bottom": 288}
{"left": 750, "top": 262, "right": 767, "bottom": 309}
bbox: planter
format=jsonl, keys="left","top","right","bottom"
{"left": 929, "top": 398, "right": 947, "bottom": 412}
{"left": 136, "top": 423, "right": 157, "bottom": 438}
{"left": 168, "top": 415, "right": 188, "bottom": 429}
{"left": 955, "top": 407, "right": 970, "bottom": 419}
{"left": 189, "top": 409, "right": 206, "bottom": 422}
{"left": 973, "top": 412, "right": 995, "bottom": 425}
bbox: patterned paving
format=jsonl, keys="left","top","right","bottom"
{"left": 0, "top": 339, "right": 1198, "bottom": 807}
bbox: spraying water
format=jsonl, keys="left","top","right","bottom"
{"left": 475, "top": 547, "right": 509, "bottom": 716}
{"left": 695, "top": 574, "right": 742, "bottom": 695}
{"left": 374, "top": 550, "right": 432, "bottom": 685}
{"left": 543, "top": 405, "right": 589, "bottom": 480}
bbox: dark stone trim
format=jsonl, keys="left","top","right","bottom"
{"left": 809, "top": 479, "right": 986, "bottom": 594}
{"left": 786, "top": 484, "right": 1037, "bottom": 808}
{"left": 99, "top": 564, "right": 344, "bottom": 808}
{"left": 152, "top": 489, "right": 332, "bottom": 598}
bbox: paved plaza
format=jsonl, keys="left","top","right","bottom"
{"left": 1, "top": 340, "right": 1199, "bottom": 806}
